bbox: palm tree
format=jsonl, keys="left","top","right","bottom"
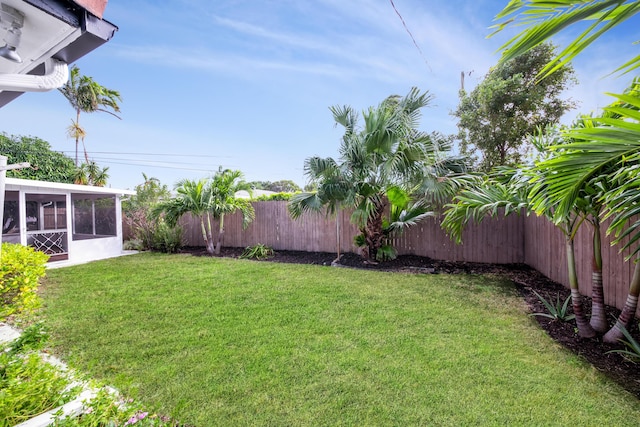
{"left": 58, "top": 65, "right": 122, "bottom": 166}
{"left": 517, "top": 83, "right": 640, "bottom": 342}
{"left": 441, "top": 164, "right": 597, "bottom": 338}
{"left": 289, "top": 87, "right": 466, "bottom": 262}
{"left": 154, "top": 169, "right": 254, "bottom": 256}
{"left": 155, "top": 178, "right": 216, "bottom": 255}
{"left": 492, "top": 0, "right": 640, "bottom": 78}
{"left": 208, "top": 168, "right": 255, "bottom": 255}
{"left": 491, "top": 2, "right": 640, "bottom": 342}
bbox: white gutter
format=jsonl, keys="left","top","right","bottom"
{"left": 0, "top": 58, "right": 68, "bottom": 92}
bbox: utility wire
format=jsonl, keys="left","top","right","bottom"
{"left": 389, "top": 0, "right": 431, "bottom": 72}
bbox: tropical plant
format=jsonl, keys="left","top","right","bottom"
{"left": 154, "top": 169, "right": 254, "bottom": 255}
{"left": 454, "top": 43, "right": 576, "bottom": 171}
{"left": 58, "top": 65, "right": 122, "bottom": 166}
{"left": 240, "top": 244, "right": 275, "bottom": 260}
{"left": 491, "top": 1, "right": 640, "bottom": 343}
{"left": 441, "top": 162, "right": 598, "bottom": 338}
{"left": 72, "top": 161, "right": 109, "bottom": 186}
{"left": 289, "top": 87, "right": 467, "bottom": 262}
{"left": 529, "top": 290, "right": 575, "bottom": 322}
{"left": 491, "top": 0, "right": 640, "bottom": 78}
{"left": 606, "top": 324, "right": 640, "bottom": 363}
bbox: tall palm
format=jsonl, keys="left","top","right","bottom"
{"left": 492, "top": 0, "right": 640, "bottom": 78}
{"left": 289, "top": 87, "right": 466, "bottom": 262}
{"left": 58, "top": 65, "right": 122, "bottom": 166}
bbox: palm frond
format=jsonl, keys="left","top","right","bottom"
{"left": 491, "top": 0, "right": 640, "bottom": 78}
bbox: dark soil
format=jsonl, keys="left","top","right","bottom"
{"left": 182, "top": 246, "right": 640, "bottom": 399}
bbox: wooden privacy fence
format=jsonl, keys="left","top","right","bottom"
{"left": 162, "top": 201, "right": 636, "bottom": 315}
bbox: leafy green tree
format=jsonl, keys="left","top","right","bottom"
{"left": 289, "top": 87, "right": 467, "bottom": 262}
{"left": 0, "top": 133, "right": 76, "bottom": 183}
{"left": 454, "top": 43, "right": 576, "bottom": 171}
{"left": 492, "top": 0, "right": 640, "bottom": 78}
{"left": 154, "top": 169, "right": 254, "bottom": 255}
{"left": 58, "top": 65, "right": 122, "bottom": 166}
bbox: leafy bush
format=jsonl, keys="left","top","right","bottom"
{"left": 150, "top": 222, "right": 183, "bottom": 254}
{"left": 240, "top": 244, "right": 275, "bottom": 260}
{"left": 0, "top": 351, "right": 79, "bottom": 427}
{"left": 0, "top": 243, "right": 49, "bottom": 321}
{"left": 529, "top": 291, "right": 575, "bottom": 322}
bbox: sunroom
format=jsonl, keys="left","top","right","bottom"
{"left": 2, "top": 177, "right": 134, "bottom": 264}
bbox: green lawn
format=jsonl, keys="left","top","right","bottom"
{"left": 42, "top": 252, "right": 640, "bottom": 426}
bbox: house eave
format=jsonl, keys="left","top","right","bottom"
{"left": 0, "top": 0, "right": 117, "bottom": 107}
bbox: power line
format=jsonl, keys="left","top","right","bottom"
{"left": 58, "top": 150, "right": 234, "bottom": 158}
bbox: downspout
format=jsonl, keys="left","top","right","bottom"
{"left": 0, "top": 58, "right": 68, "bottom": 92}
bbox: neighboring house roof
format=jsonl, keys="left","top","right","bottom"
{"left": 235, "top": 189, "right": 277, "bottom": 199}
{"left": 0, "top": 0, "right": 117, "bottom": 107}
{"left": 5, "top": 177, "right": 135, "bottom": 195}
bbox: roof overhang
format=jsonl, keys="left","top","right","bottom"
{"left": 5, "top": 177, "right": 135, "bottom": 195}
{"left": 0, "top": 0, "right": 116, "bottom": 107}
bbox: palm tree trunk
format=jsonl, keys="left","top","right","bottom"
{"left": 603, "top": 254, "right": 640, "bottom": 343}
{"left": 75, "top": 109, "right": 81, "bottom": 167}
{"left": 566, "top": 235, "right": 596, "bottom": 338}
{"left": 214, "top": 213, "right": 225, "bottom": 255}
{"left": 200, "top": 214, "right": 214, "bottom": 255}
{"left": 363, "top": 200, "right": 386, "bottom": 262}
{"left": 589, "top": 217, "right": 608, "bottom": 333}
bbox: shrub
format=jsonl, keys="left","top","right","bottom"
{"left": 0, "top": 243, "right": 49, "bottom": 321}
{"left": 150, "top": 222, "right": 183, "bottom": 254}
{"left": 240, "top": 244, "right": 275, "bottom": 260}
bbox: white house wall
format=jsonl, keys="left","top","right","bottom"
{"left": 3, "top": 178, "right": 134, "bottom": 264}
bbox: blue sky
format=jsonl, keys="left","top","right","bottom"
{"left": 0, "top": 0, "right": 636, "bottom": 190}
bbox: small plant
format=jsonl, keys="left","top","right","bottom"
{"left": 606, "top": 325, "right": 640, "bottom": 363}
{"left": 529, "top": 290, "right": 575, "bottom": 322}
{"left": 0, "top": 351, "right": 80, "bottom": 427}
{"left": 240, "top": 244, "right": 275, "bottom": 260}
{"left": 6, "top": 322, "right": 49, "bottom": 355}
{"left": 52, "top": 388, "right": 176, "bottom": 426}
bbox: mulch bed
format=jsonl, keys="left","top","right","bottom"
{"left": 181, "top": 246, "right": 640, "bottom": 399}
